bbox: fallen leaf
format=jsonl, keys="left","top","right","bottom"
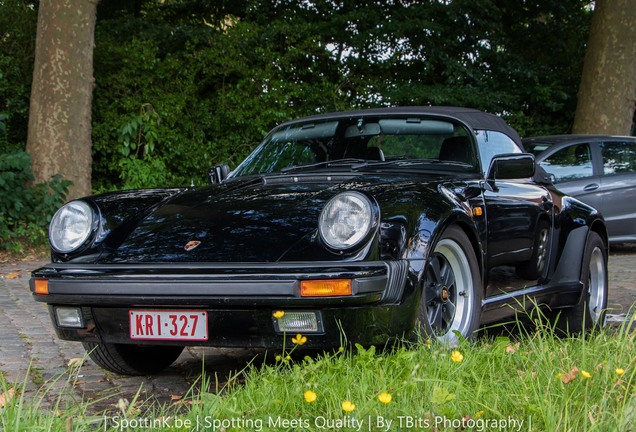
{"left": 506, "top": 342, "right": 520, "bottom": 354}
{"left": 68, "top": 358, "right": 84, "bottom": 368}
{"left": 117, "top": 398, "right": 129, "bottom": 414}
{"left": 561, "top": 366, "right": 579, "bottom": 384}
{"left": 0, "top": 388, "right": 16, "bottom": 407}
{"left": 5, "top": 272, "right": 20, "bottom": 279}
{"left": 170, "top": 394, "right": 182, "bottom": 401}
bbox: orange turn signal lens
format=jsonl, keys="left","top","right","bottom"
{"left": 472, "top": 206, "right": 483, "bottom": 217}
{"left": 300, "top": 279, "right": 352, "bottom": 297}
{"left": 33, "top": 279, "right": 49, "bottom": 295}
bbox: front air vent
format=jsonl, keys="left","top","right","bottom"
{"left": 263, "top": 174, "right": 357, "bottom": 185}
{"left": 381, "top": 260, "right": 409, "bottom": 304}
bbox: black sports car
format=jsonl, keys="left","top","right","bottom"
{"left": 31, "top": 107, "right": 609, "bottom": 375}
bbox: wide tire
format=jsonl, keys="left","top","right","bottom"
{"left": 83, "top": 342, "right": 184, "bottom": 375}
{"left": 516, "top": 219, "right": 550, "bottom": 280}
{"left": 418, "top": 225, "right": 482, "bottom": 343}
{"left": 555, "top": 231, "right": 608, "bottom": 334}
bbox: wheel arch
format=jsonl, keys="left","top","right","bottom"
{"left": 427, "top": 214, "right": 485, "bottom": 296}
{"left": 453, "top": 219, "right": 485, "bottom": 285}
{"left": 589, "top": 218, "right": 609, "bottom": 253}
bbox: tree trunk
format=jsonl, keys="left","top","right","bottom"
{"left": 26, "top": 0, "right": 98, "bottom": 199}
{"left": 572, "top": 0, "right": 636, "bottom": 135}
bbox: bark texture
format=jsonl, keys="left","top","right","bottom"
{"left": 26, "top": 0, "right": 97, "bottom": 199}
{"left": 572, "top": 0, "right": 636, "bottom": 135}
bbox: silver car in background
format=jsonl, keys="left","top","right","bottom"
{"left": 524, "top": 135, "right": 636, "bottom": 244}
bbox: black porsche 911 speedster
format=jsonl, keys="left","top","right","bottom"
{"left": 31, "top": 107, "right": 608, "bottom": 375}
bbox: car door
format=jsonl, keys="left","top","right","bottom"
{"left": 598, "top": 140, "right": 636, "bottom": 242}
{"left": 538, "top": 141, "right": 603, "bottom": 211}
{"left": 475, "top": 130, "right": 553, "bottom": 269}
{"left": 481, "top": 180, "right": 551, "bottom": 269}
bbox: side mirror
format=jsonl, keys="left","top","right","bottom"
{"left": 208, "top": 164, "right": 231, "bottom": 184}
{"left": 487, "top": 153, "right": 535, "bottom": 182}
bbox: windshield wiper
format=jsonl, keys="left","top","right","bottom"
{"left": 280, "top": 158, "right": 368, "bottom": 173}
{"left": 352, "top": 158, "right": 444, "bottom": 169}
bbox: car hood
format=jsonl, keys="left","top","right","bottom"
{"left": 98, "top": 173, "right": 448, "bottom": 263}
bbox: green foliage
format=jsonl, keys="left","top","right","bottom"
{"left": 1, "top": 0, "right": 596, "bottom": 192}
{"left": 0, "top": 151, "right": 72, "bottom": 251}
{"left": 91, "top": 5, "right": 347, "bottom": 191}
{"left": 0, "top": 113, "right": 7, "bottom": 149}
{"left": 0, "top": 0, "right": 37, "bottom": 153}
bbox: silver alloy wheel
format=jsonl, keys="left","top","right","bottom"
{"left": 425, "top": 238, "right": 474, "bottom": 343}
{"left": 587, "top": 245, "right": 607, "bottom": 325}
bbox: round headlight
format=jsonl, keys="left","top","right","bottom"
{"left": 49, "top": 201, "right": 95, "bottom": 253}
{"left": 319, "top": 192, "right": 376, "bottom": 250}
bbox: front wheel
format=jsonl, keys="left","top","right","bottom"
{"left": 83, "top": 342, "right": 184, "bottom": 375}
{"left": 418, "top": 225, "right": 482, "bottom": 343}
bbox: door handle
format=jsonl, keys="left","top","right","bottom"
{"left": 583, "top": 183, "right": 600, "bottom": 191}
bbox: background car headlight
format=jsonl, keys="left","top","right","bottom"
{"left": 319, "top": 192, "right": 376, "bottom": 250}
{"left": 49, "top": 201, "right": 95, "bottom": 253}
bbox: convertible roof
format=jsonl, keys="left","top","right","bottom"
{"left": 279, "top": 106, "right": 522, "bottom": 146}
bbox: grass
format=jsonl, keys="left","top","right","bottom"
{"left": 1, "top": 312, "right": 635, "bottom": 431}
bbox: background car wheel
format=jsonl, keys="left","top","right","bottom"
{"left": 516, "top": 219, "right": 550, "bottom": 280}
{"left": 82, "top": 342, "right": 184, "bottom": 375}
{"left": 418, "top": 225, "right": 482, "bottom": 343}
{"left": 555, "top": 231, "right": 608, "bottom": 334}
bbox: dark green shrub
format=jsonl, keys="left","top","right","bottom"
{"left": 0, "top": 151, "right": 72, "bottom": 252}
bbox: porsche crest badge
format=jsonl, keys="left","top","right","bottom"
{"left": 184, "top": 240, "right": 201, "bottom": 251}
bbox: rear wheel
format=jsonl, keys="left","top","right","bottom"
{"left": 83, "top": 342, "right": 184, "bottom": 375}
{"left": 555, "top": 231, "right": 608, "bottom": 334}
{"left": 418, "top": 226, "right": 482, "bottom": 343}
{"left": 516, "top": 219, "right": 550, "bottom": 280}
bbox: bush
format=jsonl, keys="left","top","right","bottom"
{"left": 0, "top": 151, "right": 72, "bottom": 252}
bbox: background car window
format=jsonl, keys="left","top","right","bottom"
{"left": 475, "top": 130, "right": 522, "bottom": 174}
{"left": 541, "top": 144, "right": 593, "bottom": 181}
{"left": 601, "top": 141, "right": 636, "bottom": 174}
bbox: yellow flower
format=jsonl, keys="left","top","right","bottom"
{"left": 378, "top": 392, "right": 392, "bottom": 404}
{"left": 341, "top": 400, "right": 356, "bottom": 412}
{"left": 581, "top": 370, "right": 592, "bottom": 379}
{"left": 475, "top": 410, "right": 484, "bottom": 419}
{"left": 616, "top": 368, "right": 625, "bottom": 376}
{"left": 273, "top": 310, "right": 285, "bottom": 319}
{"left": 275, "top": 355, "right": 282, "bottom": 361}
{"left": 451, "top": 350, "right": 464, "bottom": 363}
{"left": 292, "top": 334, "right": 307, "bottom": 346}
{"left": 304, "top": 390, "right": 317, "bottom": 403}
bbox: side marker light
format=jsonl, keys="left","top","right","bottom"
{"left": 34, "top": 279, "right": 49, "bottom": 295}
{"left": 300, "top": 279, "right": 352, "bottom": 297}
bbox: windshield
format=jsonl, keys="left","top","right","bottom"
{"left": 230, "top": 116, "right": 480, "bottom": 177}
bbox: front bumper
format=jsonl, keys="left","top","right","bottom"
{"left": 31, "top": 260, "right": 417, "bottom": 348}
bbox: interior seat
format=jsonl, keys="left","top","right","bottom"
{"left": 439, "top": 136, "right": 473, "bottom": 165}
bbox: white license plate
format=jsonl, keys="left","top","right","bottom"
{"left": 129, "top": 310, "right": 208, "bottom": 341}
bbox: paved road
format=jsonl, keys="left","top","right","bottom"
{"left": 1, "top": 248, "right": 635, "bottom": 414}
